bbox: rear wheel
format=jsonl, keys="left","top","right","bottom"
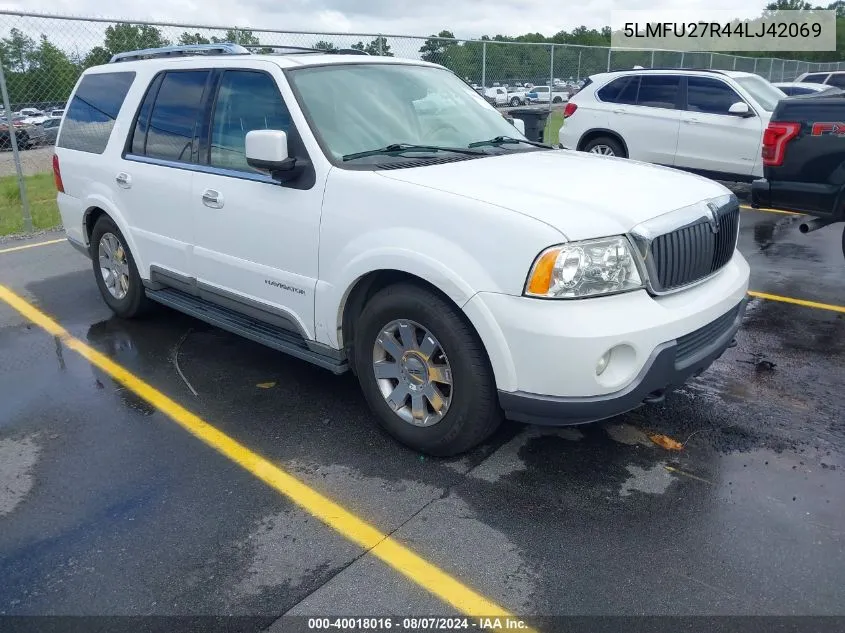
{"left": 353, "top": 283, "right": 502, "bottom": 456}
{"left": 509, "top": 97, "right": 521, "bottom": 107}
{"left": 90, "top": 216, "right": 150, "bottom": 318}
{"left": 582, "top": 136, "right": 625, "bottom": 158}
{"left": 552, "top": 96, "right": 564, "bottom": 104}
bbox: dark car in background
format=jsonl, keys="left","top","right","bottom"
{"left": 0, "top": 118, "right": 46, "bottom": 149}
{"left": 42, "top": 117, "right": 61, "bottom": 144}
{"left": 752, "top": 90, "right": 845, "bottom": 255}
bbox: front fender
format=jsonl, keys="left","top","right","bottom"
{"left": 313, "top": 241, "right": 519, "bottom": 391}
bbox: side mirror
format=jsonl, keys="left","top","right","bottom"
{"left": 728, "top": 102, "right": 753, "bottom": 117}
{"left": 246, "top": 129, "right": 297, "bottom": 178}
{"left": 512, "top": 118, "right": 526, "bottom": 135}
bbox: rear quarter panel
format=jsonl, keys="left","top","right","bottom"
{"left": 558, "top": 88, "right": 609, "bottom": 149}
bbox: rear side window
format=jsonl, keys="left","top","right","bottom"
{"left": 636, "top": 75, "right": 680, "bottom": 109}
{"left": 133, "top": 70, "right": 210, "bottom": 162}
{"left": 826, "top": 74, "right": 845, "bottom": 89}
{"left": 598, "top": 76, "right": 639, "bottom": 105}
{"left": 58, "top": 72, "right": 135, "bottom": 154}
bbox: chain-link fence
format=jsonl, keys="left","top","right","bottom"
{"left": 0, "top": 10, "right": 842, "bottom": 234}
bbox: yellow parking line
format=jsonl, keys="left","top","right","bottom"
{"left": 739, "top": 204, "right": 802, "bottom": 216}
{"left": 0, "top": 238, "right": 65, "bottom": 255}
{"left": 0, "top": 283, "right": 520, "bottom": 623}
{"left": 748, "top": 290, "right": 845, "bottom": 314}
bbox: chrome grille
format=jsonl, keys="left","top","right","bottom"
{"left": 645, "top": 199, "right": 739, "bottom": 293}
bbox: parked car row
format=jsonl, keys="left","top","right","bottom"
{"left": 471, "top": 81, "right": 581, "bottom": 107}
{"left": 0, "top": 106, "right": 63, "bottom": 149}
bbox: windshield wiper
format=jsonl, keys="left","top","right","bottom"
{"left": 342, "top": 143, "right": 484, "bottom": 162}
{"left": 467, "top": 136, "right": 552, "bottom": 149}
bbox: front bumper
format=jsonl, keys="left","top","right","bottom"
{"left": 499, "top": 297, "right": 747, "bottom": 425}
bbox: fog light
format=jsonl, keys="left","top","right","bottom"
{"left": 596, "top": 351, "right": 611, "bottom": 376}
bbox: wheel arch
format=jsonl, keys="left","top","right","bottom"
{"left": 337, "top": 268, "right": 516, "bottom": 390}
{"left": 576, "top": 128, "right": 629, "bottom": 157}
{"left": 80, "top": 196, "right": 144, "bottom": 274}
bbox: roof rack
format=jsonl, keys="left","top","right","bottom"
{"left": 109, "top": 43, "right": 251, "bottom": 63}
{"left": 242, "top": 44, "right": 370, "bottom": 56}
{"left": 609, "top": 67, "right": 730, "bottom": 75}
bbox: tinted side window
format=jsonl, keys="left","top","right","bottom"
{"left": 145, "top": 70, "right": 209, "bottom": 162}
{"left": 802, "top": 73, "right": 828, "bottom": 83}
{"left": 209, "top": 71, "right": 292, "bottom": 172}
{"left": 58, "top": 72, "right": 135, "bottom": 154}
{"left": 636, "top": 75, "right": 680, "bottom": 109}
{"left": 827, "top": 74, "right": 845, "bottom": 88}
{"left": 129, "top": 74, "right": 163, "bottom": 155}
{"left": 686, "top": 77, "right": 742, "bottom": 115}
{"left": 598, "top": 76, "right": 639, "bottom": 104}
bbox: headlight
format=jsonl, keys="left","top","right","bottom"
{"left": 524, "top": 236, "right": 645, "bottom": 299}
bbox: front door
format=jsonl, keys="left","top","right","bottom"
{"left": 191, "top": 68, "right": 324, "bottom": 339}
{"left": 675, "top": 76, "right": 763, "bottom": 178}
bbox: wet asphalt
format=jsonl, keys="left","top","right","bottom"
{"left": 0, "top": 209, "right": 844, "bottom": 625}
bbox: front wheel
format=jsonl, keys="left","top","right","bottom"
{"left": 509, "top": 97, "right": 521, "bottom": 107}
{"left": 353, "top": 283, "right": 502, "bottom": 456}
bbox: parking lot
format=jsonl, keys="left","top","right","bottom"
{"left": 1, "top": 204, "right": 844, "bottom": 629}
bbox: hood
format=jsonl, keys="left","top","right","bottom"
{"left": 377, "top": 149, "right": 731, "bottom": 240}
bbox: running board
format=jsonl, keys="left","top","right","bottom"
{"left": 146, "top": 288, "right": 348, "bottom": 374}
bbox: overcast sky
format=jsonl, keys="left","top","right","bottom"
{"left": 0, "top": 0, "right": 772, "bottom": 39}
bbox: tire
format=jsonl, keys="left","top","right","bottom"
{"left": 552, "top": 96, "right": 563, "bottom": 104}
{"left": 353, "top": 283, "right": 503, "bottom": 457}
{"left": 90, "top": 216, "right": 150, "bottom": 318}
{"left": 509, "top": 97, "right": 521, "bottom": 107}
{"left": 582, "top": 135, "right": 626, "bottom": 158}
{"left": 841, "top": 224, "right": 845, "bottom": 260}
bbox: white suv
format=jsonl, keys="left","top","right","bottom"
{"left": 55, "top": 44, "right": 750, "bottom": 456}
{"left": 795, "top": 70, "right": 845, "bottom": 89}
{"left": 559, "top": 69, "right": 786, "bottom": 182}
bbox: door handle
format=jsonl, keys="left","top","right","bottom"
{"left": 684, "top": 118, "right": 700, "bottom": 125}
{"left": 201, "top": 189, "right": 224, "bottom": 209}
{"left": 115, "top": 172, "right": 131, "bottom": 188}
{"left": 613, "top": 109, "right": 626, "bottom": 115}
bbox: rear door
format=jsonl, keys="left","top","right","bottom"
{"left": 121, "top": 69, "right": 211, "bottom": 280}
{"left": 596, "top": 74, "right": 682, "bottom": 165}
{"left": 675, "top": 75, "right": 763, "bottom": 178}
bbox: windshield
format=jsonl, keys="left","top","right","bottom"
{"left": 288, "top": 63, "right": 529, "bottom": 163}
{"left": 734, "top": 75, "right": 785, "bottom": 112}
